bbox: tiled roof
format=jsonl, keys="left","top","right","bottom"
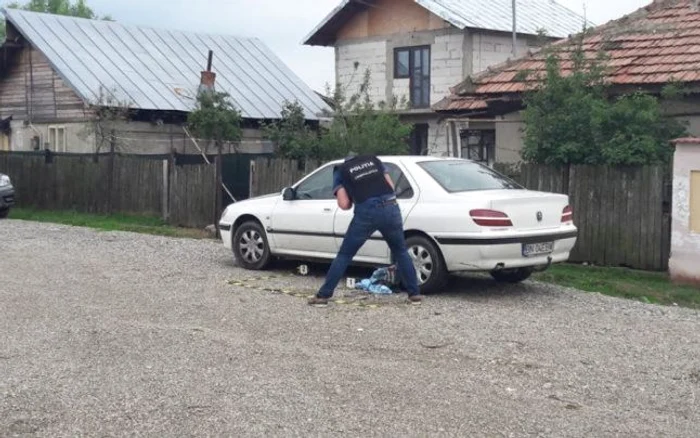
{"left": 4, "top": 8, "right": 330, "bottom": 120}
{"left": 434, "top": 0, "right": 700, "bottom": 113}
{"left": 304, "top": 0, "right": 590, "bottom": 46}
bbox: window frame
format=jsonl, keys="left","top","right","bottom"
{"left": 384, "top": 162, "right": 415, "bottom": 199}
{"left": 393, "top": 45, "right": 431, "bottom": 108}
{"left": 293, "top": 164, "right": 336, "bottom": 200}
{"left": 47, "top": 125, "right": 67, "bottom": 152}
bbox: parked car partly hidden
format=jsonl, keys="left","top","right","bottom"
{"left": 219, "top": 156, "right": 578, "bottom": 294}
{"left": 0, "top": 172, "right": 15, "bottom": 219}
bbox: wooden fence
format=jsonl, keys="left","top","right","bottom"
{"left": 0, "top": 152, "right": 216, "bottom": 228}
{"left": 495, "top": 163, "right": 671, "bottom": 271}
{"left": 251, "top": 158, "right": 671, "bottom": 271}
{"left": 249, "top": 157, "right": 321, "bottom": 198}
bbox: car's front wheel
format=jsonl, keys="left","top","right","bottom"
{"left": 490, "top": 268, "right": 533, "bottom": 283}
{"left": 0, "top": 208, "right": 9, "bottom": 219}
{"left": 405, "top": 235, "right": 448, "bottom": 295}
{"left": 232, "top": 221, "right": 272, "bottom": 270}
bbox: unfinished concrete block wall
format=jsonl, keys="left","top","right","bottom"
{"left": 336, "top": 40, "right": 388, "bottom": 105}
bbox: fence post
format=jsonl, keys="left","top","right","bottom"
{"left": 214, "top": 145, "right": 223, "bottom": 237}
{"left": 162, "top": 159, "right": 169, "bottom": 221}
{"left": 107, "top": 129, "right": 116, "bottom": 214}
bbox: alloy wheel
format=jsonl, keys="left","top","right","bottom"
{"left": 408, "top": 244, "right": 433, "bottom": 284}
{"left": 239, "top": 229, "right": 265, "bottom": 263}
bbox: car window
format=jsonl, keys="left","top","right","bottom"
{"left": 417, "top": 160, "right": 523, "bottom": 192}
{"left": 384, "top": 162, "right": 414, "bottom": 199}
{"left": 294, "top": 164, "right": 335, "bottom": 200}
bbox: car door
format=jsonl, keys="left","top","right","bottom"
{"left": 269, "top": 164, "right": 338, "bottom": 258}
{"left": 333, "top": 161, "right": 420, "bottom": 264}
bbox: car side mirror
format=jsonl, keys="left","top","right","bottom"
{"left": 282, "top": 187, "right": 296, "bottom": 201}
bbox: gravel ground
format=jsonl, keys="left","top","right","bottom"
{"left": 1, "top": 219, "right": 699, "bottom": 437}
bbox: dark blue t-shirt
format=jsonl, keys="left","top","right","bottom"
{"left": 333, "top": 163, "right": 394, "bottom": 204}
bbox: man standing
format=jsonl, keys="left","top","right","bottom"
{"left": 308, "top": 155, "right": 423, "bottom": 307}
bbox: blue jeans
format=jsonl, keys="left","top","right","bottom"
{"left": 317, "top": 198, "right": 420, "bottom": 298}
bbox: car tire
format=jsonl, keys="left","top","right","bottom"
{"left": 405, "top": 235, "right": 448, "bottom": 295}
{"left": 490, "top": 268, "right": 533, "bottom": 283}
{"left": 232, "top": 221, "right": 272, "bottom": 270}
{"left": 0, "top": 208, "right": 9, "bottom": 219}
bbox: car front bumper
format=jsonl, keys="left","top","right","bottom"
{"left": 219, "top": 223, "right": 232, "bottom": 249}
{"left": 0, "top": 185, "right": 15, "bottom": 209}
{"left": 435, "top": 229, "right": 578, "bottom": 272}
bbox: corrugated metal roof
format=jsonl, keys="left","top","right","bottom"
{"left": 4, "top": 8, "right": 330, "bottom": 120}
{"left": 304, "top": 0, "right": 592, "bottom": 46}
{"left": 415, "top": 0, "right": 593, "bottom": 37}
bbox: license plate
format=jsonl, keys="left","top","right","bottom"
{"left": 522, "top": 242, "right": 554, "bottom": 257}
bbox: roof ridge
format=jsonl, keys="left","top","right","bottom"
{"left": 2, "top": 7, "right": 258, "bottom": 42}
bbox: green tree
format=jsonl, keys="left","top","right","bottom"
{"left": 1, "top": 0, "right": 112, "bottom": 41}
{"left": 187, "top": 91, "right": 242, "bottom": 153}
{"left": 262, "top": 100, "right": 321, "bottom": 161}
{"left": 520, "top": 36, "right": 686, "bottom": 166}
{"left": 265, "top": 69, "right": 413, "bottom": 162}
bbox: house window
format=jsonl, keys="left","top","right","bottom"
{"left": 48, "top": 126, "right": 66, "bottom": 152}
{"left": 394, "top": 46, "right": 430, "bottom": 108}
{"left": 691, "top": 171, "right": 700, "bottom": 234}
{"left": 460, "top": 129, "right": 495, "bottom": 164}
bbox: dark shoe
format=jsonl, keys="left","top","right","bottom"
{"left": 308, "top": 296, "right": 329, "bottom": 307}
{"left": 408, "top": 294, "right": 423, "bottom": 305}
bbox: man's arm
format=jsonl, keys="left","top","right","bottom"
{"left": 333, "top": 167, "right": 353, "bottom": 210}
{"left": 335, "top": 187, "right": 353, "bottom": 210}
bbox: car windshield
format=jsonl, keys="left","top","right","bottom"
{"left": 417, "top": 160, "right": 523, "bottom": 192}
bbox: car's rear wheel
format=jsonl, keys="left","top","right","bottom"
{"left": 405, "top": 235, "right": 447, "bottom": 295}
{"left": 490, "top": 268, "right": 533, "bottom": 283}
{"left": 0, "top": 208, "right": 9, "bottom": 219}
{"left": 232, "top": 221, "right": 272, "bottom": 270}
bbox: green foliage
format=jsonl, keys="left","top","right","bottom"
{"left": 521, "top": 36, "right": 686, "bottom": 166}
{"left": 187, "top": 91, "right": 242, "bottom": 151}
{"left": 265, "top": 69, "right": 414, "bottom": 162}
{"left": 262, "top": 100, "right": 321, "bottom": 161}
{"left": 1, "top": 0, "right": 112, "bottom": 40}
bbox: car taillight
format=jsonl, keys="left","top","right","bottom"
{"left": 470, "top": 209, "right": 513, "bottom": 227}
{"left": 562, "top": 205, "right": 573, "bottom": 223}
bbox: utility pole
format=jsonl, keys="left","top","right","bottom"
{"left": 512, "top": 0, "right": 517, "bottom": 58}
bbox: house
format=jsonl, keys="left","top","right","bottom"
{"left": 433, "top": 0, "right": 700, "bottom": 164}
{"left": 303, "top": 0, "right": 589, "bottom": 157}
{"left": 0, "top": 8, "right": 330, "bottom": 154}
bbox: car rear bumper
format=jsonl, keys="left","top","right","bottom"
{"left": 435, "top": 229, "right": 578, "bottom": 272}
{"left": 0, "top": 186, "right": 15, "bottom": 209}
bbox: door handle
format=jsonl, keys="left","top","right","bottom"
{"left": 323, "top": 208, "right": 332, "bottom": 212}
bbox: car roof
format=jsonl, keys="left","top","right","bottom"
{"left": 326, "top": 155, "right": 469, "bottom": 165}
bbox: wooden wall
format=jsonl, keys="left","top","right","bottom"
{"left": 0, "top": 45, "right": 88, "bottom": 122}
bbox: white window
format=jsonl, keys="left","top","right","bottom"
{"left": 48, "top": 126, "right": 67, "bottom": 152}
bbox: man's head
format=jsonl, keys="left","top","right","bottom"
{"left": 344, "top": 151, "right": 358, "bottom": 162}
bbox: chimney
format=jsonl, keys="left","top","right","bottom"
{"left": 198, "top": 50, "right": 216, "bottom": 95}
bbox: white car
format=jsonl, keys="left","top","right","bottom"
{"left": 219, "top": 156, "right": 577, "bottom": 294}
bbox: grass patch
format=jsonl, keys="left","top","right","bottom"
{"left": 535, "top": 264, "right": 700, "bottom": 309}
{"left": 8, "top": 208, "right": 210, "bottom": 239}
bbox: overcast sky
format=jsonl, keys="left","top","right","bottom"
{"left": 6, "top": 0, "right": 654, "bottom": 91}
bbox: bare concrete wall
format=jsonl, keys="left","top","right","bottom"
{"left": 8, "top": 120, "right": 274, "bottom": 155}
